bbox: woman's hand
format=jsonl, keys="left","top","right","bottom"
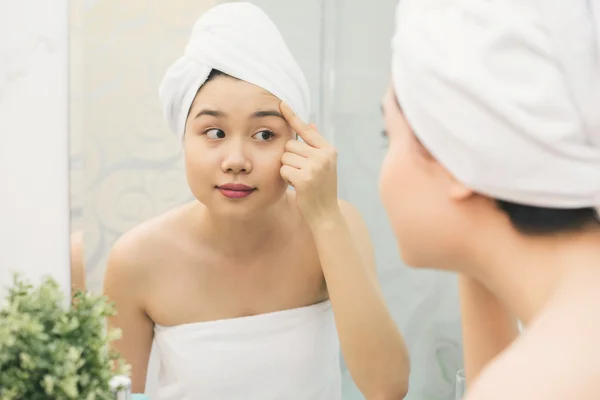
{"left": 279, "top": 102, "right": 340, "bottom": 227}
{"left": 280, "top": 101, "right": 411, "bottom": 397}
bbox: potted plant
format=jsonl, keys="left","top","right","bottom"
{"left": 0, "top": 274, "right": 130, "bottom": 400}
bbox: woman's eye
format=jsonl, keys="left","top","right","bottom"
{"left": 253, "top": 130, "right": 275, "bottom": 141}
{"left": 205, "top": 128, "right": 225, "bottom": 139}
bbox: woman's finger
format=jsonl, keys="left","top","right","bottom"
{"left": 281, "top": 152, "right": 308, "bottom": 169}
{"left": 280, "top": 165, "right": 301, "bottom": 186}
{"left": 280, "top": 102, "right": 328, "bottom": 149}
{"left": 285, "top": 139, "right": 315, "bottom": 157}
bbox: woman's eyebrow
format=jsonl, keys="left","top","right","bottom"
{"left": 251, "top": 110, "right": 284, "bottom": 120}
{"left": 194, "top": 107, "right": 226, "bottom": 119}
{"left": 193, "top": 108, "right": 285, "bottom": 120}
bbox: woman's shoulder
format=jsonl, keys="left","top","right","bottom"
{"left": 106, "top": 203, "right": 197, "bottom": 278}
{"left": 69, "top": 230, "right": 85, "bottom": 294}
{"left": 465, "top": 297, "right": 600, "bottom": 400}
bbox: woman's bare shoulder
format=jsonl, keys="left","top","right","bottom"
{"left": 466, "top": 297, "right": 600, "bottom": 400}
{"left": 70, "top": 230, "right": 86, "bottom": 294}
{"left": 105, "top": 202, "right": 197, "bottom": 280}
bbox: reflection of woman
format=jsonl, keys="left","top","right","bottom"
{"left": 380, "top": 1, "right": 600, "bottom": 399}
{"left": 69, "top": 230, "right": 85, "bottom": 296}
{"left": 103, "top": 3, "right": 409, "bottom": 399}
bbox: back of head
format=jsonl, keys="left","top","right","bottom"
{"left": 495, "top": 201, "right": 598, "bottom": 235}
{"left": 390, "top": 0, "right": 600, "bottom": 235}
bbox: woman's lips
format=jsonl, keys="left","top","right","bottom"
{"left": 216, "top": 184, "right": 256, "bottom": 199}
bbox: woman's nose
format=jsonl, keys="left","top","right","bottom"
{"left": 220, "top": 141, "right": 252, "bottom": 174}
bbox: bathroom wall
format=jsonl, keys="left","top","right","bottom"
{"left": 0, "top": 0, "right": 71, "bottom": 299}
{"left": 79, "top": 0, "right": 217, "bottom": 293}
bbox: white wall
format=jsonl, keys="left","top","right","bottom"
{"left": 0, "top": 0, "right": 70, "bottom": 299}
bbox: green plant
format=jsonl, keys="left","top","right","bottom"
{"left": 0, "top": 274, "right": 130, "bottom": 400}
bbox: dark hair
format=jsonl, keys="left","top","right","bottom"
{"left": 495, "top": 201, "right": 598, "bottom": 235}
{"left": 205, "top": 69, "right": 234, "bottom": 83}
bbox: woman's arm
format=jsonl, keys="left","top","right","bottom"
{"left": 278, "top": 103, "right": 409, "bottom": 398}
{"left": 458, "top": 275, "right": 519, "bottom": 383}
{"left": 69, "top": 230, "right": 86, "bottom": 297}
{"left": 310, "top": 200, "right": 410, "bottom": 400}
{"left": 103, "top": 240, "right": 154, "bottom": 393}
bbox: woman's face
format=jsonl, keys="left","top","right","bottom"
{"left": 379, "top": 85, "right": 469, "bottom": 268}
{"left": 183, "top": 75, "right": 294, "bottom": 219}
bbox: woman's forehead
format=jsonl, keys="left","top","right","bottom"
{"left": 193, "top": 78, "right": 281, "bottom": 111}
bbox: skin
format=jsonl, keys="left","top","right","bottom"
{"left": 458, "top": 275, "right": 519, "bottom": 383}
{"left": 104, "top": 76, "right": 409, "bottom": 398}
{"left": 380, "top": 85, "right": 600, "bottom": 399}
{"left": 69, "top": 230, "right": 86, "bottom": 297}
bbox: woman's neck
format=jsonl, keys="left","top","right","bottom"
{"left": 462, "top": 227, "right": 600, "bottom": 325}
{"left": 195, "top": 196, "right": 298, "bottom": 258}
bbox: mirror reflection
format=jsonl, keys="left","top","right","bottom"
{"left": 75, "top": 1, "right": 462, "bottom": 399}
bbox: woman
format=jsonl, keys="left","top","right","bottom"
{"left": 104, "top": 3, "right": 409, "bottom": 399}
{"left": 380, "top": 0, "right": 600, "bottom": 399}
{"left": 70, "top": 230, "right": 85, "bottom": 297}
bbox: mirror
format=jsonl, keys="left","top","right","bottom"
{"left": 74, "top": 0, "right": 464, "bottom": 398}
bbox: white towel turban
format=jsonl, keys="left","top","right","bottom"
{"left": 391, "top": 0, "right": 600, "bottom": 216}
{"left": 159, "top": 2, "right": 310, "bottom": 141}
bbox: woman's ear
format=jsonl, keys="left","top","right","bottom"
{"left": 449, "top": 178, "right": 474, "bottom": 200}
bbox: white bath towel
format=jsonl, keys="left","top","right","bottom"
{"left": 150, "top": 300, "right": 341, "bottom": 400}
{"left": 391, "top": 0, "right": 600, "bottom": 216}
{"left": 158, "top": 2, "right": 310, "bottom": 142}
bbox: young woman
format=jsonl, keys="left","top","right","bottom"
{"left": 104, "top": 3, "right": 409, "bottom": 399}
{"left": 380, "top": 0, "right": 600, "bottom": 399}
{"left": 70, "top": 230, "right": 85, "bottom": 297}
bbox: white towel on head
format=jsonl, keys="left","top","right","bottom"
{"left": 159, "top": 2, "right": 310, "bottom": 141}
{"left": 391, "top": 0, "right": 600, "bottom": 216}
